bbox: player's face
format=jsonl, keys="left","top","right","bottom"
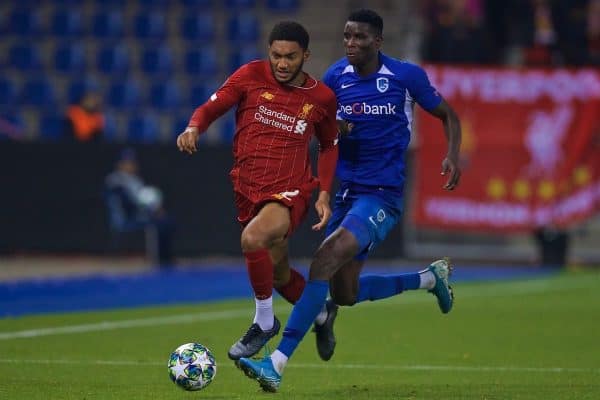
{"left": 343, "top": 21, "right": 382, "bottom": 68}
{"left": 268, "top": 40, "right": 309, "bottom": 85}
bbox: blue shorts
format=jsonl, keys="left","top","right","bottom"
{"left": 325, "top": 184, "right": 403, "bottom": 261}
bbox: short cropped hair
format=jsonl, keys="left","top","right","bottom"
{"left": 348, "top": 9, "right": 384, "bottom": 36}
{"left": 268, "top": 21, "right": 310, "bottom": 50}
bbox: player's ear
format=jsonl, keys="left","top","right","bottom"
{"left": 374, "top": 35, "right": 383, "bottom": 50}
{"left": 303, "top": 49, "right": 310, "bottom": 62}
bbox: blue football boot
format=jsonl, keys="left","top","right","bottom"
{"left": 427, "top": 258, "right": 454, "bottom": 313}
{"left": 238, "top": 355, "right": 282, "bottom": 392}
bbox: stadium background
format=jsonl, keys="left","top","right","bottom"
{"left": 0, "top": 0, "right": 599, "bottom": 280}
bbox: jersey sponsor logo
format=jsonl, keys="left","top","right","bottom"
{"left": 272, "top": 189, "right": 300, "bottom": 201}
{"left": 341, "top": 82, "right": 356, "bottom": 89}
{"left": 260, "top": 91, "right": 275, "bottom": 100}
{"left": 254, "top": 105, "right": 307, "bottom": 135}
{"left": 294, "top": 119, "right": 307, "bottom": 134}
{"left": 338, "top": 102, "right": 397, "bottom": 116}
{"left": 297, "top": 103, "right": 314, "bottom": 119}
{"left": 376, "top": 77, "right": 389, "bottom": 93}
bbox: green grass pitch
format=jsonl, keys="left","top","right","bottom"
{"left": 0, "top": 271, "right": 598, "bottom": 399}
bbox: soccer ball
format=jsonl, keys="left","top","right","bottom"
{"left": 168, "top": 343, "right": 217, "bottom": 391}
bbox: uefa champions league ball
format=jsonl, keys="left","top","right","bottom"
{"left": 168, "top": 343, "right": 217, "bottom": 391}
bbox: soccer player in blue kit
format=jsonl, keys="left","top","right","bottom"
{"left": 237, "top": 9, "right": 462, "bottom": 392}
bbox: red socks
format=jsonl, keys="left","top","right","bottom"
{"left": 244, "top": 249, "right": 306, "bottom": 304}
{"left": 276, "top": 268, "right": 306, "bottom": 304}
{"left": 244, "top": 249, "right": 273, "bottom": 300}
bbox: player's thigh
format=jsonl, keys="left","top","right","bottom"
{"left": 325, "top": 190, "right": 355, "bottom": 238}
{"left": 330, "top": 259, "right": 364, "bottom": 306}
{"left": 344, "top": 194, "right": 401, "bottom": 253}
{"left": 241, "top": 202, "right": 291, "bottom": 249}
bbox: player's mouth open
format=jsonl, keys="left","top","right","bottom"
{"left": 276, "top": 71, "right": 290, "bottom": 78}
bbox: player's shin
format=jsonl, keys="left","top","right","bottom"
{"left": 275, "top": 268, "right": 306, "bottom": 304}
{"left": 356, "top": 273, "right": 421, "bottom": 303}
{"left": 274, "top": 279, "right": 329, "bottom": 373}
{"left": 244, "top": 249, "right": 275, "bottom": 330}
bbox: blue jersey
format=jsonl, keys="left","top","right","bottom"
{"left": 322, "top": 52, "right": 442, "bottom": 191}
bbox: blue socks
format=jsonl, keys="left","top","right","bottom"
{"left": 356, "top": 273, "right": 420, "bottom": 303}
{"left": 278, "top": 280, "right": 329, "bottom": 357}
{"left": 276, "top": 273, "right": 420, "bottom": 358}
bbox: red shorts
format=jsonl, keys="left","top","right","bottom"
{"left": 234, "top": 179, "right": 319, "bottom": 235}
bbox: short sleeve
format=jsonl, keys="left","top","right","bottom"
{"left": 406, "top": 64, "right": 442, "bottom": 112}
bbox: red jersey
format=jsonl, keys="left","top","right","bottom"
{"left": 189, "top": 60, "right": 338, "bottom": 201}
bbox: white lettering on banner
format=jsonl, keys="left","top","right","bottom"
{"left": 425, "top": 199, "right": 530, "bottom": 226}
{"left": 426, "top": 67, "right": 600, "bottom": 103}
{"left": 424, "top": 182, "right": 600, "bottom": 228}
{"left": 553, "top": 182, "right": 600, "bottom": 218}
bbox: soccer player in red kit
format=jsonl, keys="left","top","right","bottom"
{"left": 177, "top": 21, "right": 339, "bottom": 361}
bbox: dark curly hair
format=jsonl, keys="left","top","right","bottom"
{"left": 268, "top": 21, "right": 310, "bottom": 50}
{"left": 348, "top": 9, "right": 383, "bottom": 36}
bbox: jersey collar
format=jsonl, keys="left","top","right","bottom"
{"left": 342, "top": 52, "right": 395, "bottom": 76}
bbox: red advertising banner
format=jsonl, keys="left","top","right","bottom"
{"left": 413, "top": 66, "right": 600, "bottom": 233}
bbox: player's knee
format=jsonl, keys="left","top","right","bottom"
{"left": 309, "top": 242, "right": 336, "bottom": 280}
{"left": 309, "top": 230, "right": 357, "bottom": 280}
{"left": 240, "top": 229, "right": 268, "bottom": 252}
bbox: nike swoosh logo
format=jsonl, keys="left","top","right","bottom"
{"left": 340, "top": 82, "right": 356, "bottom": 89}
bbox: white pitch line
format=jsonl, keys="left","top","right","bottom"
{"left": 0, "top": 275, "right": 594, "bottom": 341}
{"left": 0, "top": 309, "right": 252, "bottom": 340}
{"left": 0, "top": 358, "right": 596, "bottom": 374}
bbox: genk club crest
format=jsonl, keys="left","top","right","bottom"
{"left": 376, "top": 77, "right": 389, "bottom": 93}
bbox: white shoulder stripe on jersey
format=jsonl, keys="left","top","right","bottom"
{"left": 341, "top": 63, "right": 395, "bottom": 75}
{"left": 378, "top": 64, "right": 395, "bottom": 75}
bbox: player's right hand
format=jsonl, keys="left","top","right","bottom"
{"left": 177, "top": 127, "right": 200, "bottom": 155}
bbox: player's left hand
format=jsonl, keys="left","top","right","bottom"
{"left": 312, "top": 191, "right": 331, "bottom": 231}
{"left": 441, "top": 156, "right": 461, "bottom": 190}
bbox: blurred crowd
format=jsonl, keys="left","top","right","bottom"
{"left": 421, "top": 0, "right": 600, "bottom": 67}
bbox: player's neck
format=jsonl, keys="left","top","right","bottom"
{"left": 355, "top": 60, "right": 379, "bottom": 77}
{"left": 286, "top": 71, "right": 307, "bottom": 88}
{"left": 354, "top": 52, "right": 381, "bottom": 77}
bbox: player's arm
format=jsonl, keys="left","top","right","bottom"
{"left": 407, "top": 63, "right": 462, "bottom": 190}
{"left": 177, "top": 68, "right": 246, "bottom": 154}
{"left": 427, "top": 99, "right": 461, "bottom": 190}
{"left": 312, "top": 94, "right": 339, "bottom": 231}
